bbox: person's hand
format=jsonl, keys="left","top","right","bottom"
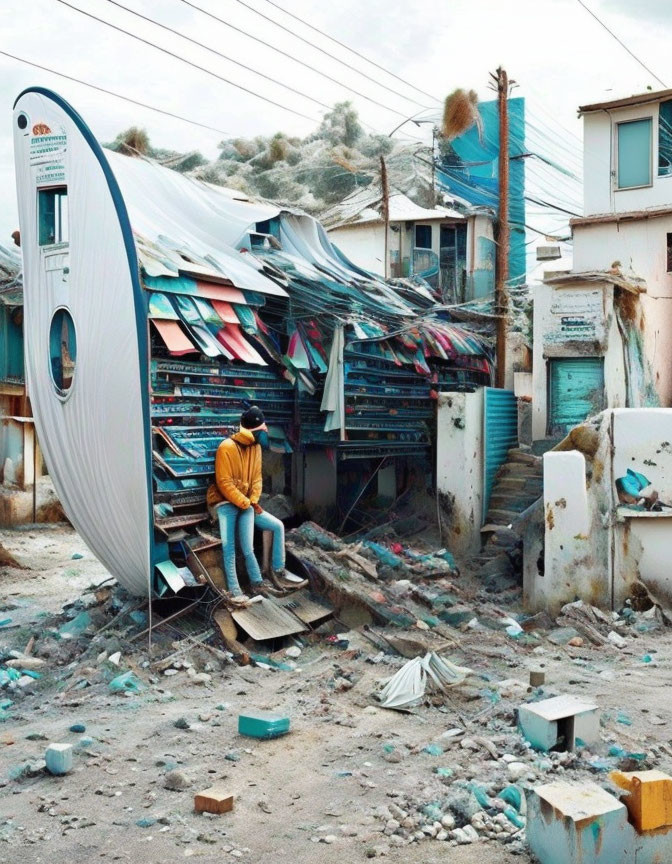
{"left": 253, "top": 502, "right": 263, "bottom": 515}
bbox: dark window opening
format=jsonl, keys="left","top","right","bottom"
{"left": 415, "top": 224, "right": 432, "bottom": 249}
{"left": 38, "top": 186, "right": 68, "bottom": 246}
{"left": 667, "top": 233, "right": 672, "bottom": 272}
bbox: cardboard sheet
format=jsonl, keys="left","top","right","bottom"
{"left": 275, "top": 590, "right": 333, "bottom": 625}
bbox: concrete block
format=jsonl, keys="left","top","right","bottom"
{"left": 194, "top": 786, "right": 234, "bottom": 814}
{"left": 527, "top": 782, "right": 631, "bottom": 864}
{"left": 45, "top": 742, "right": 73, "bottom": 775}
{"left": 611, "top": 769, "right": 672, "bottom": 832}
{"left": 238, "top": 711, "right": 290, "bottom": 739}
{"left": 518, "top": 694, "right": 599, "bottom": 752}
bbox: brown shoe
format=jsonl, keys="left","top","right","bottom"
{"left": 250, "top": 580, "right": 287, "bottom": 597}
{"left": 271, "top": 570, "right": 308, "bottom": 592}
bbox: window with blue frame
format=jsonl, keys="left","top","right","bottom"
{"left": 659, "top": 100, "right": 672, "bottom": 176}
{"left": 38, "top": 186, "right": 69, "bottom": 246}
{"left": 49, "top": 308, "right": 77, "bottom": 397}
{"left": 617, "top": 119, "right": 652, "bottom": 189}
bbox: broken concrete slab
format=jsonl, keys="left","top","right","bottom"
{"left": 518, "top": 694, "right": 599, "bottom": 752}
{"left": 527, "top": 782, "right": 630, "bottom": 864}
{"left": 45, "top": 742, "right": 73, "bottom": 775}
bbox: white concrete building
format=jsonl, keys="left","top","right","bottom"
{"left": 532, "top": 88, "right": 672, "bottom": 441}
{"left": 322, "top": 187, "right": 496, "bottom": 302}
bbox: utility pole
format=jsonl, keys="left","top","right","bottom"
{"left": 494, "top": 66, "right": 509, "bottom": 389}
{"left": 380, "top": 155, "right": 390, "bottom": 279}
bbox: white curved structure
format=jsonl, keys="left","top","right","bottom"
{"left": 13, "top": 89, "right": 286, "bottom": 596}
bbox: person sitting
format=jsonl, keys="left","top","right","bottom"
{"left": 206, "top": 406, "right": 305, "bottom": 601}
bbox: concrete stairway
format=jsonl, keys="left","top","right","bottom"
{"left": 469, "top": 447, "right": 544, "bottom": 591}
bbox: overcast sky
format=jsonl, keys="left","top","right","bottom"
{"left": 1, "top": 0, "right": 671, "bottom": 242}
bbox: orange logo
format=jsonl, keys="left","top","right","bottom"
{"left": 32, "top": 123, "right": 51, "bottom": 135}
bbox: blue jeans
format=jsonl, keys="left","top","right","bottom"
{"left": 217, "top": 503, "right": 285, "bottom": 595}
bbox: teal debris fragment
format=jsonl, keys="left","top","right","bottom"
{"left": 238, "top": 711, "right": 290, "bottom": 740}
{"left": 59, "top": 611, "right": 92, "bottom": 639}
{"left": 108, "top": 671, "right": 146, "bottom": 695}
{"left": 69, "top": 723, "right": 86, "bottom": 733}
{"left": 499, "top": 785, "right": 523, "bottom": 811}
{"left": 422, "top": 744, "right": 444, "bottom": 757}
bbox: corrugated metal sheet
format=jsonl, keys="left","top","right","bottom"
{"left": 483, "top": 388, "right": 518, "bottom": 520}
{"left": 549, "top": 358, "right": 605, "bottom": 435}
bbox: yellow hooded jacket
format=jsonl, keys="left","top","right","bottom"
{"left": 206, "top": 427, "right": 262, "bottom": 511}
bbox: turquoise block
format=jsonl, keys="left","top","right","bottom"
{"left": 238, "top": 711, "right": 290, "bottom": 739}
{"left": 45, "top": 743, "right": 73, "bottom": 775}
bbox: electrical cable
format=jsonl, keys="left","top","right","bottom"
{"left": 54, "top": 0, "right": 318, "bottom": 122}
{"left": 102, "top": 0, "right": 334, "bottom": 112}
{"left": 0, "top": 48, "right": 231, "bottom": 136}
{"left": 260, "top": 0, "right": 443, "bottom": 106}
{"left": 576, "top": 0, "right": 667, "bottom": 88}
{"left": 178, "top": 0, "right": 420, "bottom": 119}
{"left": 228, "top": 0, "right": 432, "bottom": 115}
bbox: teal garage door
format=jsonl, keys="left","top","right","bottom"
{"left": 483, "top": 388, "right": 518, "bottom": 520}
{"left": 548, "top": 358, "right": 605, "bottom": 436}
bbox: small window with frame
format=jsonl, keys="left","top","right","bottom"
{"left": 38, "top": 186, "right": 69, "bottom": 246}
{"left": 415, "top": 224, "right": 432, "bottom": 249}
{"left": 616, "top": 118, "right": 652, "bottom": 190}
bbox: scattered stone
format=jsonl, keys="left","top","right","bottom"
{"left": 608, "top": 631, "right": 627, "bottom": 649}
{"left": 69, "top": 724, "right": 86, "bottom": 734}
{"left": 507, "top": 762, "right": 529, "bottom": 781}
{"left": 174, "top": 717, "right": 190, "bottom": 730}
{"left": 164, "top": 771, "right": 192, "bottom": 791}
{"left": 285, "top": 646, "right": 302, "bottom": 659}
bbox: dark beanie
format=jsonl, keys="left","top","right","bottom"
{"left": 241, "top": 405, "right": 265, "bottom": 429}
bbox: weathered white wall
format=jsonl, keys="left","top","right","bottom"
{"left": 328, "top": 222, "right": 387, "bottom": 277}
{"left": 528, "top": 409, "right": 672, "bottom": 612}
{"left": 611, "top": 408, "right": 672, "bottom": 605}
{"left": 529, "top": 451, "right": 595, "bottom": 614}
{"left": 436, "top": 389, "right": 484, "bottom": 555}
{"left": 574, "top": 217, "right": 672, "bottom": 407}
{"left": 583, "top": 102, "right": 672, "bottom": 216}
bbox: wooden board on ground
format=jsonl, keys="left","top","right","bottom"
{"left": 231, "top": 597, "right": 307, "bottom": 641}
{"left": 275, "top": 589, "right": 333, "bottom": 625}
{"left": 212, "top": 607, "right": 250, "bottom": 663}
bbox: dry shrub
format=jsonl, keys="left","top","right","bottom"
{"left": 442, "top": 89, "right": 481, "bottom": 141}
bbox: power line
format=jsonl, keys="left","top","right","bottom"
{"left": 229, "top": 0, "right": 431, "bottom": 115}
{"left": 260, "top": 0, "right": 442, "bottom": 106}
{"left": 178, "top": 0, "right": 419, "bottom": 120}
{"left": 0, "top": 48, "right": 231, "bottom": 136}
{"left": 54, "top": 0, "right": 318, "bottom": 122}
{"left": 102, "top": 0, "right": 333, "bottom": 112}
{"left": 575, "top": 0, "right": 667, "bottom": 88}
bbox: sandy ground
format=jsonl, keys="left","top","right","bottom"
{"left": 2, "top": 525, "right": 672, "bottom": 864}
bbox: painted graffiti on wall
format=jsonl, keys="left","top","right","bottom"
{"left": 544, "top": 288, "right": 605, "bottom": 346}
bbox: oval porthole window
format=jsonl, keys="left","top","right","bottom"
{"left": 49, "top": 308, "right": 77, "bottom": 397}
